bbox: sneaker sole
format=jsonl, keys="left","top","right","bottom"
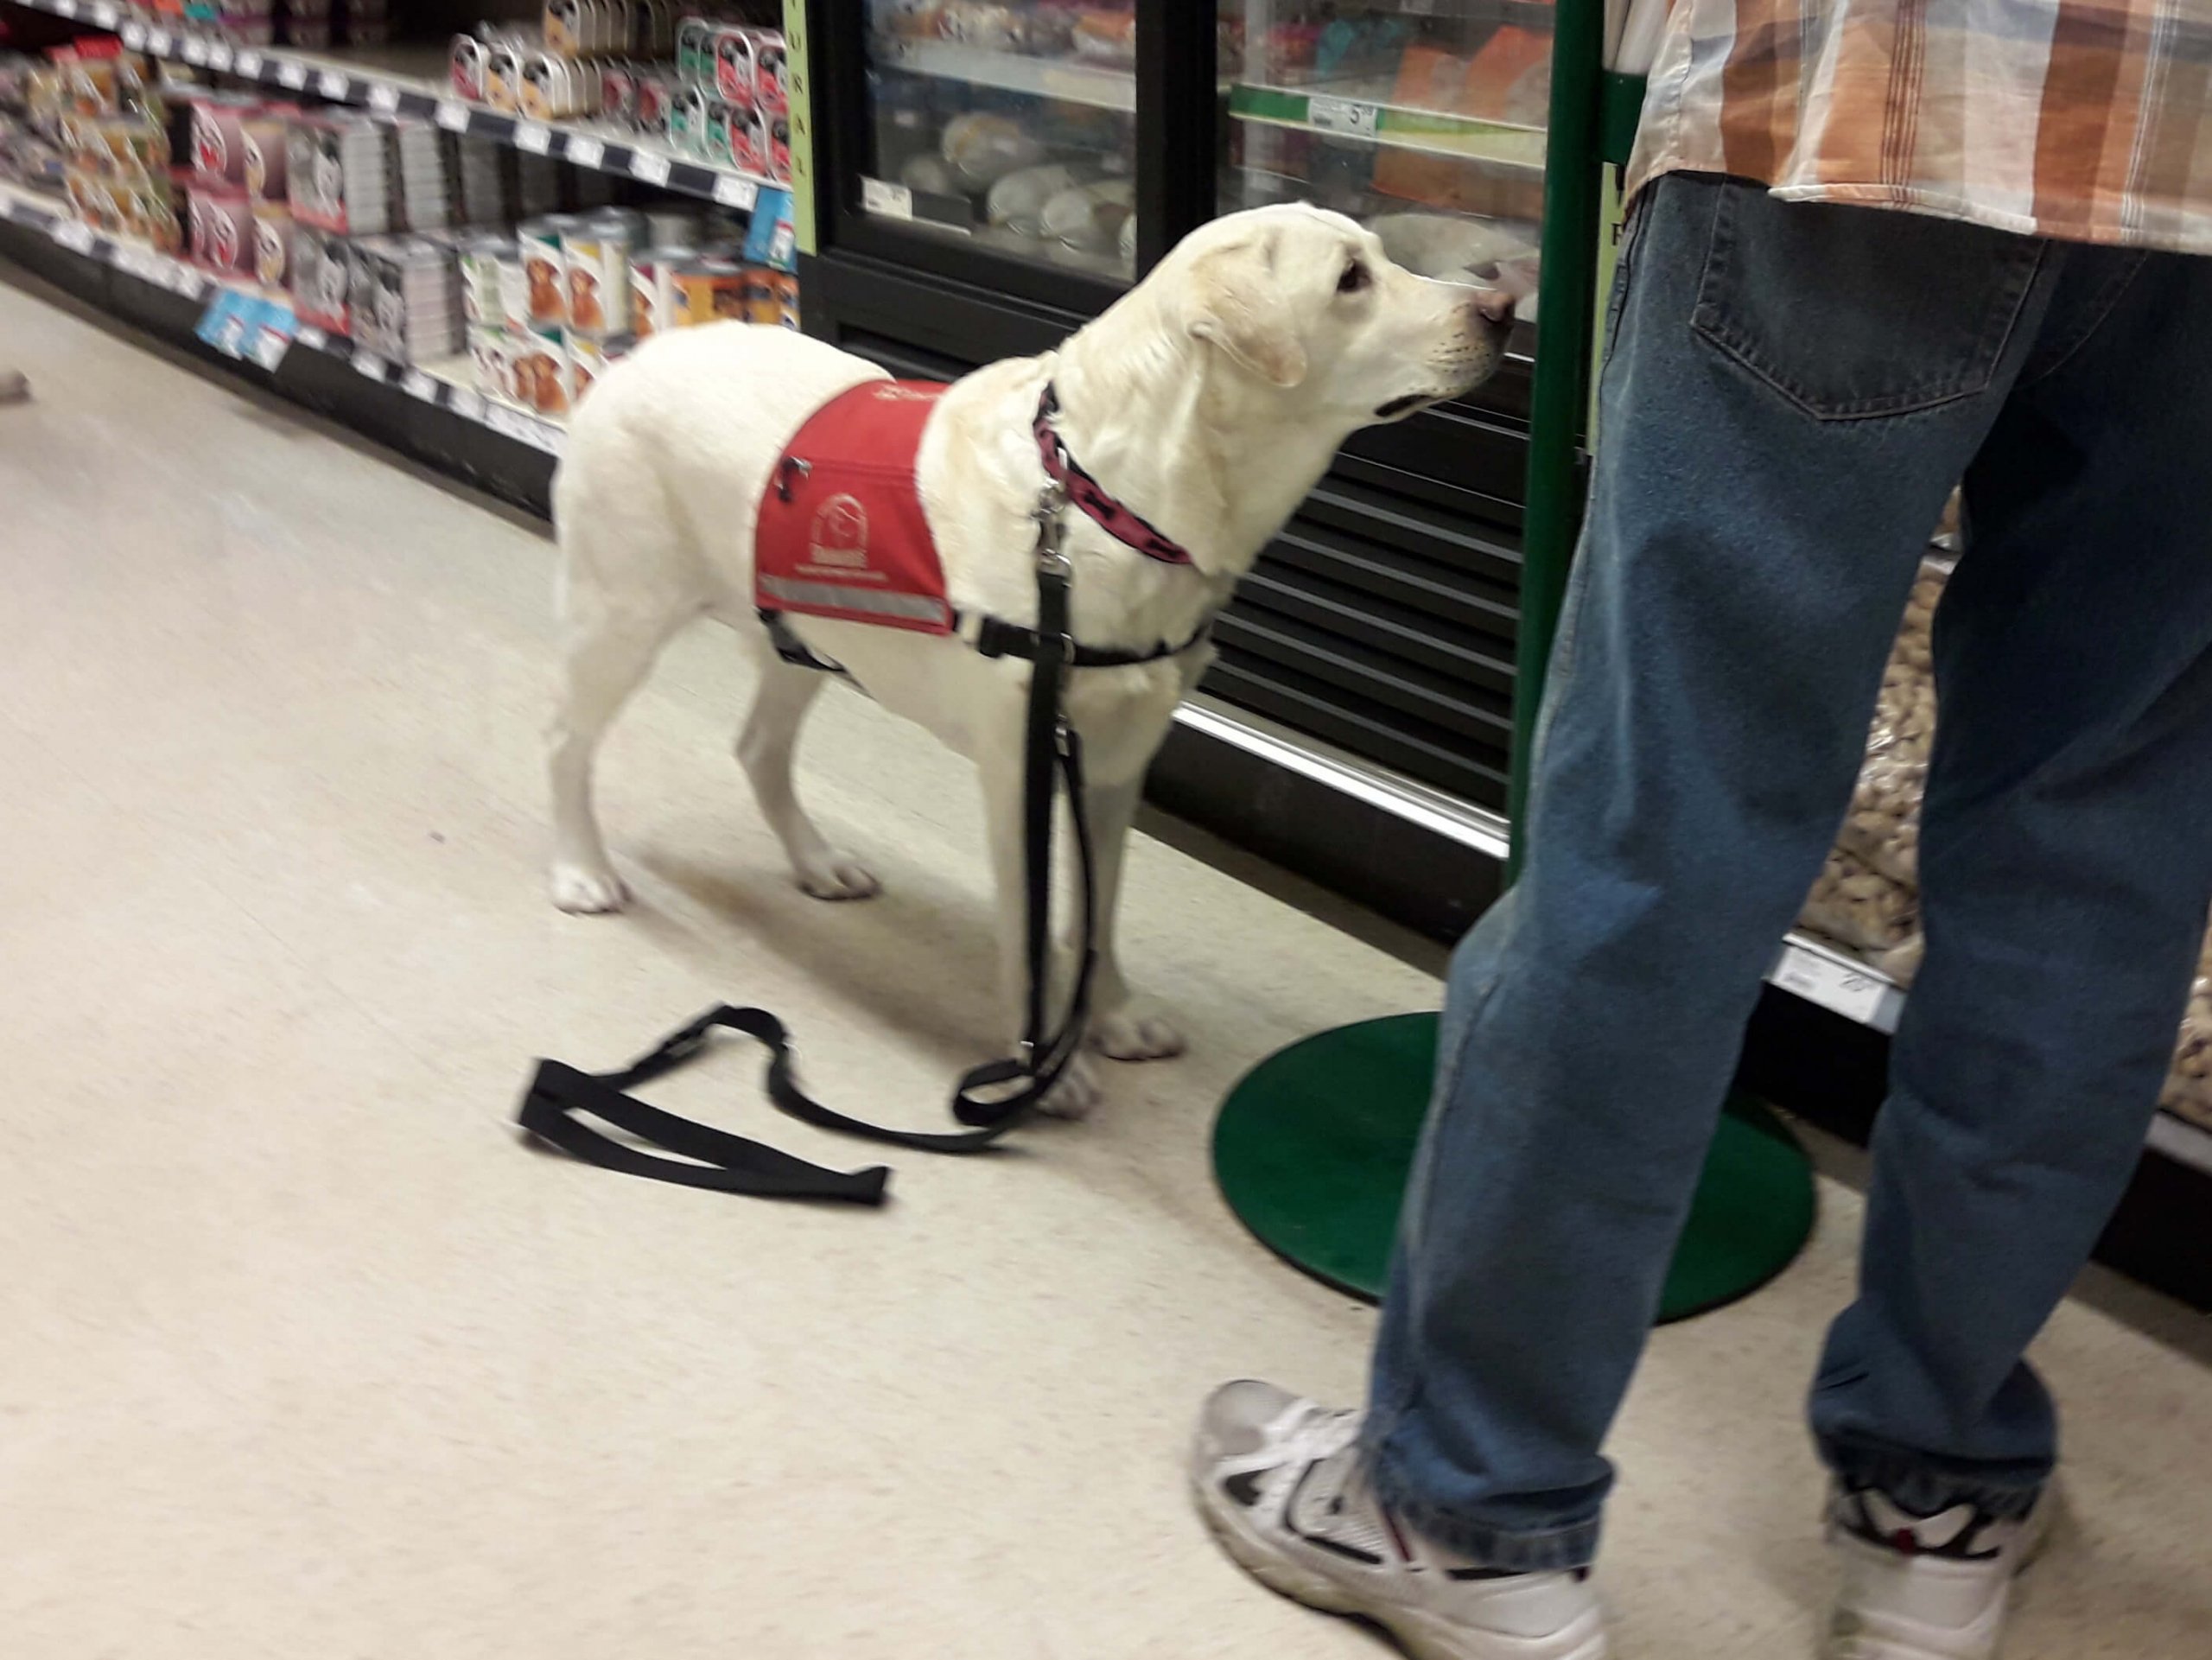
{"left": 1192, "top": 1472, "right": 1610, "bottom": 1660}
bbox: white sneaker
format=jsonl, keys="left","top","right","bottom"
{"left": 1191, "top": 1381, "right": 1610, "bottom": 1660}
{"left": 1825, "top": 1483, "right": 2050, "bottom": 1659}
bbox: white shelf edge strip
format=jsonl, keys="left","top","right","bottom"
{"left": 2145, "top": 1110, "right": 2212, "bottom": 1178}
{"left": 9, "top": 0, "right": 772, "bottom": 207}
{"left": 1173, "top": 694, "right": 1513, "bottom": 861}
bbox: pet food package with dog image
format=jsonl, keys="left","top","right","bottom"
{"left": 560, "top": 209, "right": 639, "bottom": 339}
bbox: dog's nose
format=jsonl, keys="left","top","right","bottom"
{"left": 1465, "top": 284, "right": 1516, "bottom": 327}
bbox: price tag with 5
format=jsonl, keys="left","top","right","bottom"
{"left": 1307, "top": 95, "right": 1379, "bottom": 139}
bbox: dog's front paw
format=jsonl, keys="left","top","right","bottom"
{"left": 1036, "top": 1053, "right": 1105, "bottom": 1121}
{"left": 797, "top": 853, "right": 882, "bottom": 902}
{"left": 550, "top": 862, "right": 630, "bottom": 914}
{"left": 1090, "top": 1008, "right": 1188, "bottom": 1063}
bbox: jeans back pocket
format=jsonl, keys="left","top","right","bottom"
{"left": 1691, "top": 181, "right": 2044, "bottom": 421}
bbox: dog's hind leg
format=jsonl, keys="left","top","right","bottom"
{"left": 736, "top": 658, "right": 881, "bottom": 900}
{"left": 548, "top": 604, "right": 680, "bottom": 914}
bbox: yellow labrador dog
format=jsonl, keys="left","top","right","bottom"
{"left": 549, "top": 205, "right": 1508, "bottom": 1115}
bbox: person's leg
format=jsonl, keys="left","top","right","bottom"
{"left": 1359, "top": 175, "right": 2064, "bottom": 1568}
{"left": 1811, "top": 245, "right": 2212, "bottom": 1512}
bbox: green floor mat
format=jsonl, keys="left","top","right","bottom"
{"left": 1213, "top": 1013, "right": 1815, "bottom": 1323}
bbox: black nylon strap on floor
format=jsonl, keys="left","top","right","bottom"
{"left": 516, "top": 1005, "right": 1021, "bottom": 1206}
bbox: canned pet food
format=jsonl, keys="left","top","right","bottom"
{"left": 252, "top": 200, "right": 291, "bottom": 286}
{"left": 766, "top": 113, "right": 791, "bottom": 183}
{"left": 632, "top": 70, "right": 673, "bottom": 137}
{"left": 190, "top": 187, "right": 256, "bottom": 274}
{"left": 241, "top": 113, "right": 288, "bottom": 200}
{"left": 599, "top": 60, "right": 638, "bottom": 127}
{"left": 729, "top": 105, "right": 766, "bottom": 175}
{"left": 675, "top": 16, "right": 712, "bottom": 85}
{"left": 519, "top": 213, "right": 580, "bottom": 332}
{"left": 543, "top": 0, "right": 580, "bottom": 56}
{"left": 713, "top": 24, "right": 757, "bottom": 111}
{"left": 496, "top": 246, "right": 532, "bottom": 332}
{"left": 627, "top": 254, "right": 669, "bottom": 338}
{"left": 753, "top": 31, "right": 787, "bottom": 118}
{"left": 510, "top": 331, "right": 569, "bottom": 415}
{"left": 671, "top": 253, "right": 747, "bottom": 326}
{"left": 565, "top": 329, "right": 618, "bottom": 401}
{"left": 669, "top": 83, "right": 711, "bottom": 156}
{"left": 560, "top": 211, "right": 633, "bottom": 338}
{"left": 485, "top": 41, "right": 524, "bottom": 113}
{"left": 470, "top": 326, "right": 518, "bottom": 404}
{"left": 458, "top": 233, "right": 508, "bottom": 326}
{"left": 449, "top": 34, "right": 487, "bottom": 100}
{"left": 189, "top": 94, "right": 258, "bottom": 186}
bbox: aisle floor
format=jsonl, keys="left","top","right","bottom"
{"left": 3, "top": 282, "right": 2210, "bottom": 1659}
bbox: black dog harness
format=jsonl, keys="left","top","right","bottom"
{"left": 518, "top": 384, "right": 1211, "bottom": 1201}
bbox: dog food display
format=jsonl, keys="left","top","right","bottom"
{"left": 1789, "top": 557, "right": 2212, "bottom": 1134}
{"left": 447, "top": 5, "right": 786, "bottom": 180}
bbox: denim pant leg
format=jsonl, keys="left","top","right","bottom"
{"left": 1363, "top": 174, "right": 2063, "bottom": 1570}
{"left": 1812, "top": 247, "right": 2212, "bottom": 1517}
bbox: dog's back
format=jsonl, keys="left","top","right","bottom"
{"left": 554, "top": 323, "right": 889, "bottom": 618}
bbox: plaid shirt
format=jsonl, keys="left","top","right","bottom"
{"left": 1627, "top": 0, "right": 2212, "bottom": 255}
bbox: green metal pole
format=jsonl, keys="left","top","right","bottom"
{"left": 1507, "top": 0, "right": 1608, "bottom": 881}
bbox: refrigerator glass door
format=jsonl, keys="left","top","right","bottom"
{"left": 1219, "top": 2, "right": 1550, "bottom": 329}
{"left": 860, "top": 3, "right": 1141, "bottom": 283}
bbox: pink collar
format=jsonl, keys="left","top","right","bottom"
{"left": 1033, "top": 385, "right": 1196, "bottom": 567}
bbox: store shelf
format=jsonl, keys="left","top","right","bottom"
{"left": 10, "top": 0, "right": 768, "bottom": 210}
{"left": 873, "top": 37, "right": 1135, "bottom": 112}
{"left": 0, "top": 182, "right": 564, "bottom": 454}
{"left": 1229, "top": 80, "right": 1546, "bottom": 172}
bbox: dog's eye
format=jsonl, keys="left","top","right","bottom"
{"left": 1338, "top": 259, "right": 1370, "bottom": 295}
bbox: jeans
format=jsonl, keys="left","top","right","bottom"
{"left": 1361, "top": 172, "right": 2212, "bottom": 1571}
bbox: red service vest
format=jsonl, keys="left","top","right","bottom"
{"left": 755, "top": 379, "right": 957, "bottom": 637}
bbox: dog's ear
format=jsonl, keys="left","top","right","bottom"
{"left": 1185, "top": 232, "right": 1308, "bottom": 389}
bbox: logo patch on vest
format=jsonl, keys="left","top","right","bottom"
{"left": 756, "top": 381, "right": 955, "bottom": 636}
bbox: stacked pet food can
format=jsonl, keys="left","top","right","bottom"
{"left": 41, "top": 48, "right": 180, "bottom": 254}
{"left": 449, "top": 6, "right": 787, "bottom": 182}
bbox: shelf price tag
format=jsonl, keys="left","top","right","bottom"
{"left": 628, "top": 149, "right": 672, "bottom": 185}
{"left": 89, "top": 0, "right": 118, "bottom": 22}
{"left": 295, "top": 323, "right": 327, "bottom": 351}
{"left": 118, "top": 21, "right": 145, "bottom": 48}
{"left": 182, "top": 36, "right": 209, "bottom": 65}
{"left": 276, "top": 60, "right": 309, "bottom": 89}
{"left": 1770, "top": 944, "right": 1889, "bottom": 1026}
{"left": 436, "top": 99, "right": 472, "bottom": 131}
{"left": 448, "top": 387, "right": 485, "bottom": 423}
{"left": 234, "top": 49, "right": 264, "bottom": 78}
{"left": 403, "top": 369, "right": 439, "bottom": 402}
{"left": 317, "top": 68, "right": 350, "bottom": 99}
{"left": 713, "top": 173, "right": 756, "bottom": 210}
{"left": 860, "top": 176, "right": 912, "bottom": 221}
{"left": 514, "top": 121, "right": 553, "bottom": 154}
{"left": 53, "top": 220, "right": 97, "bottom": 255}
{"left": 563, "top": 135, "right": 605, "bottom": 169}
{"left": 52, "top": 0, "right": 76, "bottom": 16}
{"left": 368, "top": 82, "right": 401, "bottom": 114}
{"left": 207, "top": 41, "right": 233, "bottom": 70}
{"left": 353, "top": 352, "right": 389, "bottom": 382}
{"left": 1307, "top": 96, "right": 1379, "bottom": 139}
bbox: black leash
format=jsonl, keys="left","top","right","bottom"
{"left": 518, "top": 483, "right": 1102, "bottom": 1199}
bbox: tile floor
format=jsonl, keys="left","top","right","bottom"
{"left": 3, "top": 279, "right": 2209, "bottom": 1659}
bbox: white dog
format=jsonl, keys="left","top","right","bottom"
{"left": 549, "top": 205, "right": 1507, "bottom": 1115}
